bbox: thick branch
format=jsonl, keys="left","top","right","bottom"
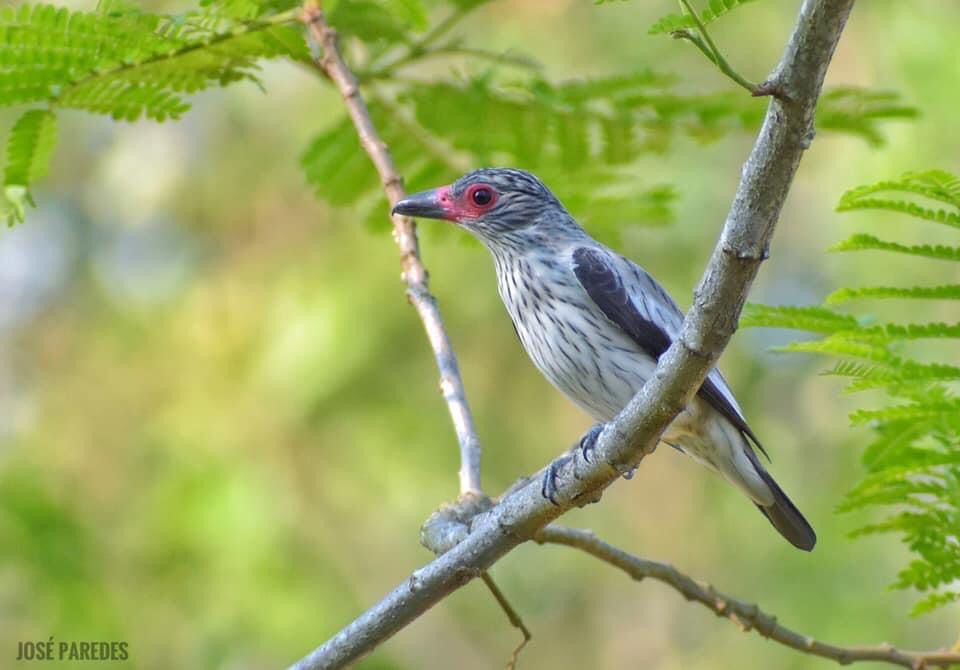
{"left": 537, "top": 527, "right": 960, "bottom": 669}
{"left": 291, "top": 1, "right": 855, "bottom": 668}
{"left": 302, "top": 1, "right": 481, "bottom": 495}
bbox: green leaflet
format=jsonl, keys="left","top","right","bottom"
{"left": 837, "top": 169, "right": 960, "bottom": 229}
{"left": 816, "top": 87, "right": 920, "bottom": 148}
{"left": 3, "top": 109, "right": 57, "bottom": 225}
{"left": 0, "top": 2, "right": 307, "bottom": 220}
{"left": 740, "top": 304, "right": 859, "bottom": 334}
{"left": 0, "top": 3, "right": 308, "bottom": 114}
{"left": 830, "top": 234, "right": 960, "bottom": 262}
{"left": 648, "top": 0, "right": 760, "bottom": 35}
{"left": 746, "top": 169, "right": 960, "bottom": 614}
{"left": 827, "top": 285, "right": 960, "bottom": 303}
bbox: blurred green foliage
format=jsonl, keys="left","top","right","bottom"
{"left": 0, "top": 0, "right": 958, "bottom": 668}
{"left": 744, "top": 170, "right": 960, "bottom": 614}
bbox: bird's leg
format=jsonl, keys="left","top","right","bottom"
{"left": 541, "top": 453, "right": 573, "bottom": 506}
{"left": 541, "top": 423, "right": 607, "bottom": 504}
{"left": 577, "top": 423, "right": 605, "bottom": 464}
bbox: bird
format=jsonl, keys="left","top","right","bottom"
{"left": 392, "top": 167, "right": 816, "bottom": 551}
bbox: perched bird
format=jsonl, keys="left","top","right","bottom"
{"left": 393, "top": 168, "right": 816, "bottom": 551}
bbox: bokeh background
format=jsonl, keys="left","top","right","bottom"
{"left": 1, "top": 0, "right": 958, "bottom": 668}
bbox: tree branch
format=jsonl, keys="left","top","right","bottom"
{"left": 291, "top": 0, "right": 856, "bottom": 668}
{"left": 301, "top": 0, "right": 481, "bottom": 495}
{"left": 537, "top": 527, "right": 960, "bottom": 669}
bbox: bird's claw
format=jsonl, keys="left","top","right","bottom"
{"left": 578, "top": 423, "right": 605, "bottom": 464}
{"left": 541, "top": 454, "right": 573, "bottom": 506}
{"left": 542, "top": 424, "right": 607, "bottom": 504}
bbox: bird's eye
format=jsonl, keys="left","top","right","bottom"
{"left": 470, "top": 187, "right": 493, "bottom": 206}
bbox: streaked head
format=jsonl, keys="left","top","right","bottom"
{"left": 392, "top": 168, "right": 580, "bottom": 251}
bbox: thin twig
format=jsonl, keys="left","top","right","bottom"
{"left": 537, "top": 526, "right": 960, "bottom": 669}
{"left": 364, "top": 5, "right": 469, "bottom": 77}
{"left": 676, "top": 0, "right": 761, "bottom": 95}
{"left": 301, "top": 0, "right": 482, "bottom": 495}
{"left": 362, "top": 44, "right": 541, "bottom": 81}
{"left": 481, "top": 572, "right": 532, "bottom": 670}
{"left": 290, "top": 2, "right": 857, "bottom": 669}
{"left": 54, "top": 8, "right": 302, "bottom": 105}
{"left": 414, "top": 5, "right": 471, "bottom": 52}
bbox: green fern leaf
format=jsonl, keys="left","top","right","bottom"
{"left": 839, "top": 170, "right": 960, "bottom": 210}
{"left": 776, "top": 337, "right": 896, "bottom": 364}
{"left": 821, "top": 360, "right": 960, "bottom": 390}
{"left": 833, "top": 321, "right": 960, "bottom": 345}
{"left": 301, "top": 116, "right": 379, "bottom": 207}
{"left": 849, "top": 398, "right": 960, "bottom": 427}
{"left": 649, "top": 0, "right": 759, "bottom": 34}
{"left": 648, "top": 13, "right": 696, "bottom": 35}
{"left": 740, "top": 304, "right": 858, "bottom": 334}
{"left": 815, "top": 88, "right": 918, "bottom": 147}
{"left": 837, "top": 197, "right": 960, "bottom": 230}
{"left": 830, "top": 234, "right": 960, "bottom": 261}
{"left": 3, "top": 109, "right": 57, "bottom": 225}
{"left": 827, "top": 285, "right": 960, "bottom": 303}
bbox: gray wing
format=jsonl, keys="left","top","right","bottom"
{"left": 571, "top": 246, "right": 767, "bottom": 456}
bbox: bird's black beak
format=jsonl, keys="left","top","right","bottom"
{"left": 391, "top": 186, "right": 455, "bottom": 221}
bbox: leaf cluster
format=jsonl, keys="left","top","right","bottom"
{"left": 743, "top": 170, "right": 960, "bottom": 614}
{"left": 0, "top": 0, "right": 308, "bottom": 223}
{"left": 303, "top": 70, "right": 914, "bottom": 242}
{"left": 0, "top": 0, "right": 916, "bottom": 230}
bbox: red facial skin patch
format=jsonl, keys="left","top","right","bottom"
{"left": 429, "top": 185, "right": 457, "bottom": 220}
{"left": 459, "top": 183, "right": 498, "bottom": 218}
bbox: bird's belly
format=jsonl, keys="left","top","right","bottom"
{"left": 513, "top": 299, "right": 654, "bottom": 421}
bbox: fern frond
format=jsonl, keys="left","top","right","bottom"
{"left": 301, "top": 106, "right": 461, "bottom": 216}
{"left": 776, "top": 337, "right": 895, "bottom": 363}
{"left": 837, "top": 197, "right": 960, "bottom": 230}
{"left": 815, "top": 87, "right": 918, "bottom": 147}
{"left": 649, "top": 0, "right": 760, "bottom": 34}
{"left": 0, "top": 4, "right": 306, "bottom": 118}
{"left": 821, "top": 360, "right": 960, "bottom": 389}
{"left": 830, "top": 234, "right": 960, "bottom": 261}
{"left": 848, "top": 321, "right": 960, "bottom": 343}
{"left": 839, "top": 169, "right": 960, "bottom": 211}
{"left": 860, "top": 420, "right": 930, "bottom": 470}
{"left": 820, "top": 360, "right": 880, "bottom": 379}
{"left": 3, "top": 108, "right": 57, "bottom": 225}
{"left": 849, "top": 398, "right": 960, "bottom": 427}
{"left": 740, "top": 304, "right": 858, "bottom": 334}
{"left": 826, "top": 284, "right": 960, "bottom": 303}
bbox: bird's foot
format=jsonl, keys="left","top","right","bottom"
{"left": 541, "top": 453, "right": 574, "bottom": 506}
{"left": 577, "top": 423, "right": 605, "bottom": 464}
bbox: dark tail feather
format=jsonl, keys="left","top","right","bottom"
{"left": 754, "top": 469, "right": 816, "bottom": 551}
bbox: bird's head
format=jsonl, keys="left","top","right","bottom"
{"left": 392, "top": 168, "right": 580, "bottom": 251}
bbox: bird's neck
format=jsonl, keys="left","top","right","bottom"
{"left": 482, "top": 212, "right": 589, "bottom": 258}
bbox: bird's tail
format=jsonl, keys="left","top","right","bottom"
{"left": 752, "top": 464, "right": 817, "bottom": 551}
